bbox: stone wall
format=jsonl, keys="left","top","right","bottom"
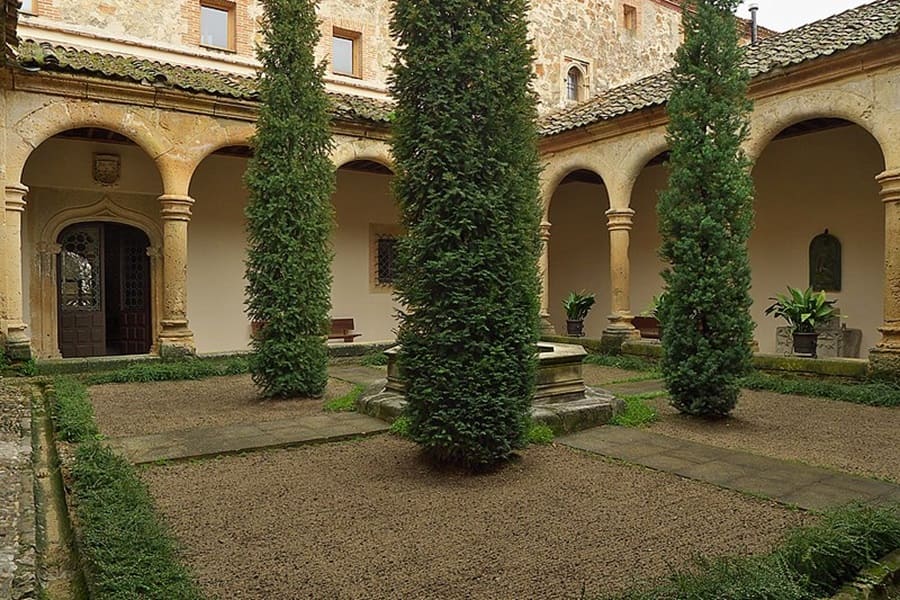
{"left": 24, "top": 0, "right": 680, "bottom": 108}
{"left": 529, "top": 0, "right": 682, "bottom": 110}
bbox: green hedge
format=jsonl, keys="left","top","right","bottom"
{"left": 84, "top": 356, "right": 249, "bottom": 386}
{"left": 50, "top": 377, "right": 100, "bottom": 443}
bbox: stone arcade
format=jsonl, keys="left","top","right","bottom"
{"left": 0, "top": 0, "right": 899, "bottom": 375}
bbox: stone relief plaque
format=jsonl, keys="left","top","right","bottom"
{"left": 93, "top": 153, "right": 121, "bottom": 186}
{"left": 809, "top": 229, "right": 841, "bottom": 292}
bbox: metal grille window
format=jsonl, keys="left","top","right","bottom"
{"left": 60, "top": 227, "right": 101, "bottom": 310}
{"left": 123, "top": 244, "right": 147, "bottom": 310}
{"left": 566, "top": 67, "right": 582, "bottom": 102}
{"left": 376, "top": 236, "right": 398, "bottom": 286}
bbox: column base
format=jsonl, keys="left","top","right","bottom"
{"left": 158, "top": 321, "right": 196, "bottom": 359}
{"left": 600, "top": 325, "right": 641, "bottom": 354}
{"left": 539, "top": 313, "right": 556, "bottom": 336}
{"left": 5, "top": 323, "right": 32, "bottom": 361}
{"left": 868, "top": 346, "right": 900, "bottom": 380}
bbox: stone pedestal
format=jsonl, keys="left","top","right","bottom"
{"left": 775, "top": 311, "right": 862, "bottom": 359}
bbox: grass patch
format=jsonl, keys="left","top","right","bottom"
{"left": 740, "top": 371, "right": 900, "bottom": 408}
{"left": 70, "top": 441, "right": 203, "bottom": 599}
{"left": 526, "top": 423, "right": 555, "bottom": 445}
{"left": 605, "top": 503, "right": 900, "bottom": 600}
{"left": 389, "top": 416, "right": 411, "bottom": 438}
{"left": 84, "top": 356, "right": 250, "bottom": 385}
{"left": 360, "top": 350, "right": 389, "bottom": 367}
{"left": 50, "top": 377, "right": 100, "bottom": 443}
{"left": 584, "top": 353, "right": 659, "bottom": 374}
{"left": 609, "top": 392, "right": 664, "bottom": 428}
{"left": 324, "top": 385, "right": 365, "bottom": 412}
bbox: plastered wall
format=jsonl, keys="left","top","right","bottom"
{"left": 548, "top": 180, "right": 612, "bottom": 337}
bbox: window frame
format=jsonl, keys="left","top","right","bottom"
{"left": 199, "top": 0, "right": 236, "bottom": 52}
{"left": 369, "top": 224, "right": 403, "bottom": 293}
{"left": 623, "top": 4, "right": 639, "bottom": 32}
{"left": 19, "top": 0, "right": 36, "bottom": 15}
{"left": 332, "top": 27, "right": 363, "bottom": 78}
{"left": 566, "top": 66, "right": 584, "bottom": 103}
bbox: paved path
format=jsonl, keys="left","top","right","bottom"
{"left": 330, "top": 364, "right": 387, "bottom": 387}
{"left": 560, "top": 426, "right": 900, "bottom": 511}
{"left": 108, "top": 412, "right": 389, "bottom": 465}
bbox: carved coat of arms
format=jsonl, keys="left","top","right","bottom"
{"left": 93, "top": 154, "right": 121, "bottom": 186}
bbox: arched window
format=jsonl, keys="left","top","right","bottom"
{"left": 566, "top": 66, "right": 583, "bottom": 102}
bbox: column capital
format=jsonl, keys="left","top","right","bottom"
{"left": 37, "top": 242, "right": 62, "bottom": 256}
{"left": 877, "top": 168, "right": 900, "bottom": 203}
{"left": 5, "top": 183, "right": 28, "bottom": 212}
{"left": 159, "top": 194, "right": 195, "bottom": 221}
{"left": 539, "top": 221, "right": 551, "bottom": 241}
{"left": 606, "top": 207, "right": 635, "bottom": 231}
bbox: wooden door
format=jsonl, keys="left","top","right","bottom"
{"left": 58, "top": 224, "right": 106, "bottom": 358}
{"left": 105, "top": 224, "right": 152, "bottom": 355}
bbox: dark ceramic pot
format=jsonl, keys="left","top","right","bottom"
{"left": 792, "top": 332, "right": 819, "bottom": 358}
{"left": 566, "top": 319, "right": 585, "bottom": 338}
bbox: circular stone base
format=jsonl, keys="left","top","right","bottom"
{"left": 356, "top": 380, "right": 624, "bottom": 435}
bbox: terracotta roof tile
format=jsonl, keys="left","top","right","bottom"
{"left": 14, "top": 40, "right": 394, "bottom": 126}
{"left": 540, "top": 0, "right": 900, "bottom": 136}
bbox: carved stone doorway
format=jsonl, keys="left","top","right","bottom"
{"left": 57, "top": 222, "right": 152, "bottom": 358}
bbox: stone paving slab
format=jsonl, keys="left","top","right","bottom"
{"left": 107, "top": 412, "right": 389, "bottom": 465}
{"left": 560, "top": 426, "right": 900, "bottom": 512}
{"left": 329, "top": 364, "right": 388, "bottom": 387}
{"left": 0, "top": 383, "right": 36, "bottom": 600}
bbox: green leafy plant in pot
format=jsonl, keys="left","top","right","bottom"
{"left": 563, "top": 291, "right": 595, "bottom": 338}
{"left": 764, "top": 286, "right": 837, "bottom": 358}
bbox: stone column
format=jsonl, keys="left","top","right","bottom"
{"left": 158, "top": 195, "right": 196, "bottom": 357}
{"left": 870, "top": 168, "right": 900, "bottom": 376}
{"left": 5, "top": 184, "right": 31, "bottom": 359}
{"left": 601, "top": 207, "right": 640, "bottom": 350}
{"left": 37, "top": 242, "right": 62, "bottom": 358}
{"left": 538, "top": 221, "right": 555, "bottom": 335}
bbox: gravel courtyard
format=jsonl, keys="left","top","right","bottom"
{"left": 647, "top": 389, "right": 900, "bottom": 483}
{"left": 144, "top": 435, "right": 808, "bottom": 600}
{"left": 90, "top": 375, "right": 354, "bottom": 438}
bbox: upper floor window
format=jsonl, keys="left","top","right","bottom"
{"left": 624, "top": 4, "right": 638, "bottom": 32}
{"left": 201, "top": 1, "right": 235, "bottom": 51}
{"left": 566, "top": 66, "right": 584, "bottom": 102}
{"left": 20, "top": 0, "right": 34, "bottom": 14}
{"left": 333, "top": 28, "right": 362, "bottom": 77}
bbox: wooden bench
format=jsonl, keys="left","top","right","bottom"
{"left": 632, "top": 316, "right": 661, "bottom": 340}
{"left": 329, "top": 318, "right": 362, "bottom": 343}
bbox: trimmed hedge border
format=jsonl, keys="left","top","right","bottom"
{"left": 46, "top": 377, "right": 204, "bottom": 599}
{"left": 605, "top": 504, "right": 900, "bottom": 600}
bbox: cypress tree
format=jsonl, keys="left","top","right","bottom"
{"left": 658, "top": 0, "right": 755, "bottom": 417}
{"left": 390, "top": 0, "right": 543, "bottom": 467}
{"left": 244, "top": 0, "right": 334, "bottom": 398}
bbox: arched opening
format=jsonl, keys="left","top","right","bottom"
{"left": 57, "top": 222, "right": 152, "bottom": 357}
{"left": 188, "top": 145, "right": 254, "bottom": 354}
{"left": 332, "top": 159, "right": 399, "bottom": 342}
{"left": 566, "top": 66, "right": 584, "bottom": 102}
{"left": 21, "top": 127, "right": 164, "bottom": 358}
{"left": 548, "top": 169, "right": 609, "bottom": 337}
{"left": 750, "top": 118, "right": 885, "bottom": 357}
{"left": 630, "top": 150, "right": 669, "bottom": 326}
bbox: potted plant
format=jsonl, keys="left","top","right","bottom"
{"left": 563, "top": 291, "right": 595, "bottom": 337}
{"left": 764, "top": 286, "right": 837, "bottom": 358}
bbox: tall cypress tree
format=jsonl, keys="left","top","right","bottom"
{"left": 658, "top": 0, "right": 755, "bottom": 417}
{"left": 390, "top": 0, "right": 543, "bottom": 468}
{"left": 244, "top": 0, "right": 334, "bottom": 398}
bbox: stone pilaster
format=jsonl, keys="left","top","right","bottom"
{"left": 870, "top": 169, "right": 900, "bottom": 377}
{"left": 158, "top": 195, "right": 196, "bottom": 357}
{"left": 538, "top": 221, "right": 555, "bottom": 335}
{"left": 36, "top": 242, "right": 62, "bottom": 359}
{"left": 601, "top": 207, "right": 640, "bottom": 351}
{"left": 5, "top": 184, "right": 31, "bottom": 359}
